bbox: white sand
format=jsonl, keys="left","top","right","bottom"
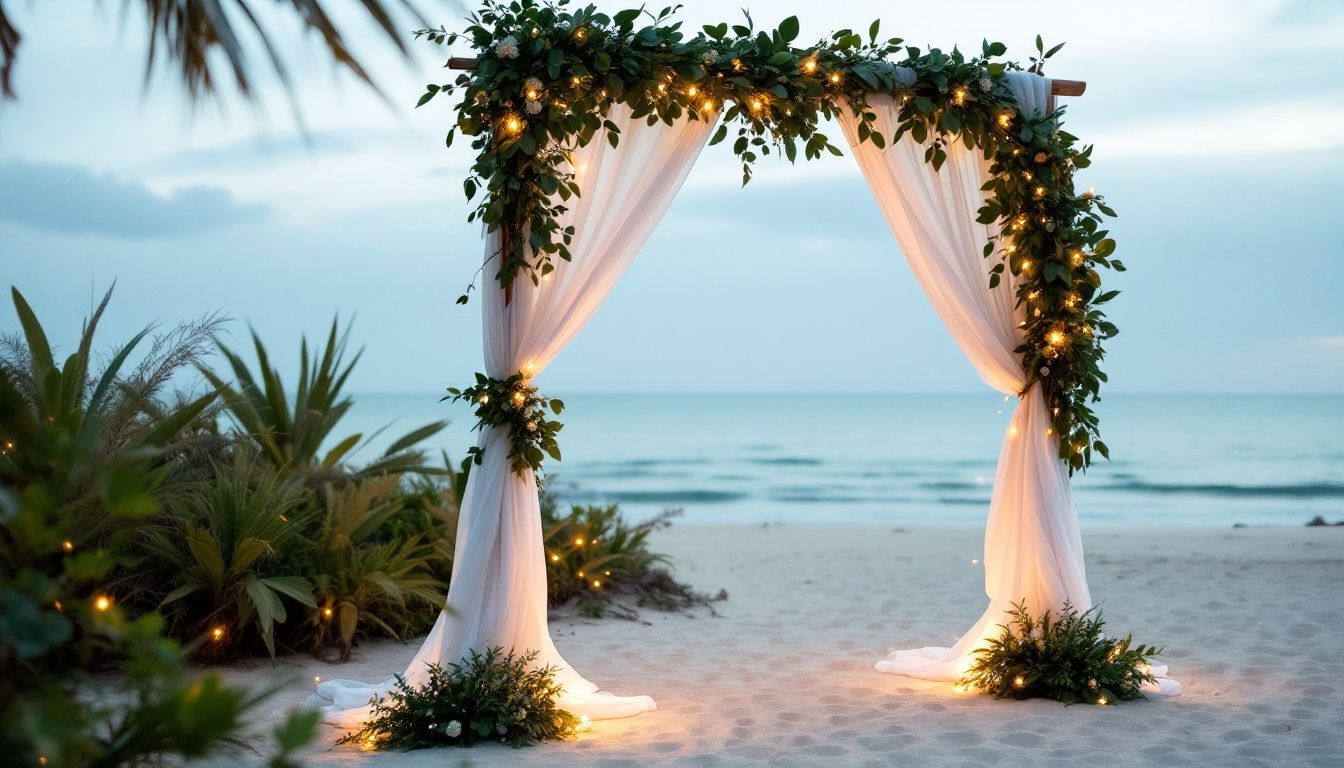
{"left": 204, "top": 525, "right": 1344, "bottom": 767}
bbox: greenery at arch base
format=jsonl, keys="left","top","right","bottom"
{"left": 419, "top": 0, "right": 1124, "bottom": 474}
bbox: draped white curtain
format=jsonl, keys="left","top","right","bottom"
{"left": 840, "top": 72, "right": 1177, "bottom": 694}
{"left": 310, "top": 104, "right": 717, "bottom": 724}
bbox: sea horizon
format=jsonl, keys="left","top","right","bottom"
{"left": 335, "top": 391, "right": 1344, "bottom": 530}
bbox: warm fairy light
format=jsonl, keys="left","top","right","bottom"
{"left": 511, "top": 390, "right": 526, "bottom": 407}
{"left": 573, "top": 27, "right": 586, "bottom": 40}
{"left": 828, "top": 71, "right": 842, "bottom": 83}
{"left": 478, "top": 394, "right": 490, "bottom": 405}
{"left": 94, "top": 595, "right": 111, "bottom": 612}
{"left": 1022, "top": 170, "right": 1034, "bottom": 181}
{"left": 732, "top": 58, "right": 743, "bottom": 72}
{"left": 1027, "top": 290, "right": 1040, "bottom": 300}
{"left": 1005, "top": 243, "right": 1016, "bottom": 254}
{"left": 551, "top": 553, "right": 560, "bottom": 562}
{"left": 657, "top": 82, "right": 667, "bottom": 93}
{"left": 323, "top": 606, "right": 334, "bottom": 618}
{"left": 591, "top": 580, "right": 601, "bottom": 589}
{"left": 503, "top": 114, "right": 523, "bottom": 135}
{"left": 1047, "top": 329, "right": 1067, "bottom": 347}
{"left": 1013, "top": 675, "right": 1026, "bottom": 688}
{"left": 1065, "top": 293, "right": 1080, "bottom": 308}
{"left": 1070, "top": 250, "right": 1085, "bottom": 266}
{"left": 1045, "top": 427, "right": 1054, "bottom": 436}
{"left": 952, "top": 86, "right": 968, "bottom": 106}
{"left": 1096, "top": 696, "right": 1108, "bottom": 706}
{"left": 1082, "top": 186, "right": 1096, "bottom": 199}
{"left": 39, "top": 757, "right": 47, "bottom": 766}
{"left": 1009, "top": 426, "right": 1019, "bottom": 437}
{"left": 1020, "top": 259, "right": 1033, "bottom": 272}
{"left": 1034, "top": 186, "right": 1047, "bottom": 198}
{"left": 53, "top": 600, "right": 62, "bottom": 611}
{"left": 997, "top": 111, "right": 1013, "bottom": 128}
{"left": 577, "top": 571, "right": 585, "bottom": 579}
{"left": 579, "top": 714, "right": 592, "bottom": 731}
{"left": 571, "top": 75, "right": 581, "bottom": 87}
{"left": 315, "top": 675, "right": 322, "bottom": 683}
{"left": 750, "top": 96, "right": 764, "bottom": 112}
{"left": 62, "top": 539, "right": 74, "bottom": 552}
{"left": 803, "top": 57, "right": 818, "bottom": 74}
{"left": 525, "top": 88, "right": 540, "bottom": 100}
{"left": 686, "top": 85, "right": 698, "bottom": 97}
{"left": 701, "top": 99, "right": 715, "bottom": 113}
{"left": 211, "top": 626, "right": 225, "bottom": 642}
{"left": 604, "top": 570, "right": 611, "bottom": 576}
{"left": 574, "top": 536, "right": 585, "bottom": 546}
{"left": 971, "top": 558, "right": 979, "bottom": 565}
{"left": 521, "top": 361, "right": 537, "bottom": 377}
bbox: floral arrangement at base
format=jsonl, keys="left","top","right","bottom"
{"left": 337, "top": 647, "right": 580, "bottom": 750}
{"left": 959, "top": 601, "right": 1160, "bottom": 705}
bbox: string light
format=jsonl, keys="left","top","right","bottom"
{"left": 1022, "top": 170, "right": 1034, "bottom": 181}
{"left": 802, "top": 57, "right": 818, "bottom": 74}
{"left": 997, "top": 111, "right": 1013, "bottom": 128}
{"left": 579, "top": 714, "right": 592, "bottom": 731}
{"left": 1096, "top": 696, "right": 1108, "bottom": 706}
{"left": 1013, "top": 675, "right": 1026, "bottom": 688}
{"left": 53, "top": 600, "right": 62, "bottom": 612}
{"left": 574, "top": 536, "right": 585, "bottom": 546}
{"left": 1033, "top": 186, "right": 1047, "bottom": 198}
{"left": 94, "top": 595, "right": 112, "bottom": 612}
{"left": 750, "top": 96, "right": 764, "bottom": 112}
{"left": 521, "top": 361, "right": 537, "bottom": 377}
{"left": 323, "top": 606, "right": 334, "bottom": 619}
{"left": 701, "top": 99, "right": 716, "bottom": 113}
{"left": 478, "top": 394, "right": 490, "bottom": 405}
{"left": 1045, "top": 428, "right": 1054, "bottom": 436}
{"left": 952, "top": 86, "right": 968, "bottom": 106}
{"left": 315, "top": 675, "right": 322, "bottom": 683}
{"left": 1070, "top": 250, "right": 1085, "bottom": 266}
{"left": 828, "top": 72, "right": 842, "bottom": 84}
{"left": 732, "top": 58, "right": 743, "bottom": 72}
{"left": 511, "top": 390, "right": 526, "bottom": 407}
{"left": 551, "top": 553, "right": 560, "bottom": 562}
{"left": 211, "top": 626, "right": 225, "bottom": 642}
{"left": 573, "top": 27, "right": 586, "bottom": 41}
{"left": 1020, "top": 259, "right": 1033, "bottom": 272}
{"left": 1047, "top": 328, "right": 1068, "bottom": 347}
{"left": 62, "top": 540, "right": 73, "bottom": 552}
{"left": 657, "top": 82, "right": 667, "bottom": 93}
{"left": 1009, "top": 426, "right": 1019, "bottom": 437}
{"left": 686, "top": 85, "right": 698, "bottom": 97}
{"left": 591, "top": 579, "right": 601, "bottom": 589}
{"left": 502, "top": 114, "right": 523, "bottom": 135}
{"left": 571, "top": 76, "right": 581, "bottom": 87}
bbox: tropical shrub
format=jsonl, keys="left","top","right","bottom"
{"left": 204, "top": 319, "right": 447, "bottom": 478}
{"left": 142, "top": 450, "right": 316, "bottom": 660}
{"left": 0, "top": 360, "right": 316, "bottom": 767}
{"left": 960, "top": 600, "right": 1161, "bottom": 705}
{"left": 337, "top": 647, "right": 579, "bottom": 750}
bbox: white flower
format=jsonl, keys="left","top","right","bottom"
{"left": 1034, "top": 151, "right": 1049, "bottom": 164}
{"left": 526, "top": 420, "right": 538, "bottom": 432}
{"left": 496, "top": 723, "right": 508, "bottom": 735}
{"left": 525, "top": 99, "right": 543, "bottom": 115}
{"left": 444, "top": 720, "right": 462, "bottom": 738}
{"left": 523, "top": 76, "right": 544, "bottom": 95}
{"left": 978, "top": 77, "right": 992, "bottom": 92}
{"left": 516, "top": 708, "right": 528, "bottom": 720}
{"left": 701, "top": 50, "right": 719, "bottom": 65}
{"left": 1088, "top": 678, "right": 1098, "bottom": 689}
{"left": 495, "top": 35, "right": 520, "bottom": 59}
{"left": 1039, "top": 366, "right": 1050, "bottom": 377}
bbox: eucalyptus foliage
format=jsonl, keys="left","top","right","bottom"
{"left": 417, "top": 0, "right": 1122, "bottom": 470}
{"left": 444, "top": 373, "right": 564, "bottom": 476}
{"left": 338, "top": 647, "right": 579, "bottom": 750}
{"left": 960, "top": 601, "right": 1160, "bottom": 705}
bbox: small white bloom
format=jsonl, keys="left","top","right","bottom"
{"left": 496, "top": 723, "right": 508, "bottom": 735}
{"left": 978, "top": 77, "right": 992, "bottom": 92}
{"left": 495, "top": 35, "right": 520, "bottom": 59}
{"left": 701, "top": 50, "right": 719, "bottom": 65}
{"left": 524, "top": 76, "right": 544, "bottom": 94}
{"left": 1088, "top": 678, "right": 1098, "bottom": 689}
{"left": 444, "top": 720, "right": 462, "bottom": 738}
{"left": 1039, "top": 366, "right": 1050, "bottom": 377}
{"left": 525, "top": 99, "right": 543, "bottom": 115}
{"left": 516, "top": 708, "right": 528, "bottom": 720}
{"left": 526, "top": 420, "right": 538, "bottom": 432}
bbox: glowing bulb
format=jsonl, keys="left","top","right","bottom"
{"left": 732, "top": 58, "right": 743, "bottom": 72}
{"left": 62, "top": 540, "right": 73, "bottom": 552}
{"left": 551, "top": 553, "right": 560, "bottom": 562}
{"left": 211, "top": 626, "right": 225, "bottom": 642}
{"left": 803, "top": 58, "right": 818, "bottom": 74}
{"left": 323, "top": 606, "right": 333, "bottom": 618}
{"left": 503, "top": 115, "right": 523, "bottom": 135}
{"left": 750, "top": 97, "right": 764, "bottom": 112}
{"left": 1047, "top": 329, "right": 1067, "bottom": 346}
{"left": 525, "top": 88, "right": 540, "bottom": 100}
{"left": 315, "top": 676, "right": 322, "bottom": 683}
{"left": 574, "top": 27, "right": 586, "bottom": 40}
{"left": 521, "top": 361, "right": 537, "bottom": 377}
{"left": 579, "top": 714, "right": 592, "bottom": 730}
{"left": 1013, "top": 675, "right": 1026, "bottom": 688}
{"left": 1020, "top": 259, "right": 1033, "bottom": 272}
{"left": 574, "top": 537, "right": 584, "bottom": 546}
{"left": 657, "top": 82, "right": 667, "bottom": 93}
{"left": 952, "top": 86, "right": 968, "bottom": 106}
{"left": 1046, "top": 428, "right": 1054, "bottom": 436}
{"left": 1096, "top": 696, "right": 1108, "bottom": 705}
{"left": 571, "top": 76, "right": 581, "bottom": 87}
{"left": 1034, "top": 186, "right": 1046, "bottom": 198}
{"left": 829, "top": 72, "right": 842, "bottom": 83}
{"left": 53, "top": 600, "right": 62, "bottom": 611}
{"left": 478, "top": 394, "right": 490, "bottom": 405}
{"left": 577, "top": 571, "right": 585, "bottom": 578}
{"left": 686, "top": 85, "right": 698, "bottom": 97}
{"left": 591, "top": 580, "right": 601, "bottom": 589}
{"left": 511, "top": 390, "right": 526, "bottom": 406}
{"left": 1009, "top": 426, "right": 1019, "bottom": 437}
{"left": 997, "top": 111, "right": 1013, "bottom": 128}
{"left": 1070, "top": 250, "right": 1085, "bottom": 266}
{"left": 94, "top": 595, "right": 111, "bottom": 612}
{"left": 702, "top": 99, "right": 715, "bottom": 113}
{"left": 604, "top": 570, "right": 611, "bottom": 576}
{"left": 1022, "top": 170, "right": 1034, "bottom": 181}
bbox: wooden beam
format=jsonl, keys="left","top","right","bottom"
{"left": 446, "top": 56, "right": 1087, "bottom": 98}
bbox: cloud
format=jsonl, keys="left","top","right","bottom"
{"left": 0, "top": 160, "right": 269, "bottom": 238}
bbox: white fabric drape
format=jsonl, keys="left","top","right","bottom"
{"left": 840, "top": 72, "right": 1177, "bottom": 695}
{"left": 310, "top": 104, "right": 716, "bottom": 724}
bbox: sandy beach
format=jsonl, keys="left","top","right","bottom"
{"left": 204, "top": 525, "right": 1344, "bottom": 767}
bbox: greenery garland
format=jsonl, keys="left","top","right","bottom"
{"left": 444, "top": 372, "right": 565, "bottom": 475}
{"left": 417, "top": 0, "right": 1122, "bottom": 472}
{"left": 960, "top": 601, "right": 1161, "bottom": 705}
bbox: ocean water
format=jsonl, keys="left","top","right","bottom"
{"left": 339, "top": 393, "right": 1343, "bottom": 528}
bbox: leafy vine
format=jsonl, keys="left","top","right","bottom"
{"left": 418, "top": 1, "right": 1120, "bottom": 472}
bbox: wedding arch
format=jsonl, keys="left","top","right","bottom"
{"left": 312, "top": 0, "right": 1177, "bottom": 725}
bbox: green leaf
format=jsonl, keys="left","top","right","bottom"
{"left": 778, "top": 16, "right": 800, "bottom": 42}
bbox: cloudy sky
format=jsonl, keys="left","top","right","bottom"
{"left": 1, "top": 0, "right": 1341, "bottom": 395}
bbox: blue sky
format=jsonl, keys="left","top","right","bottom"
{"left": 1, "top": 0, "right": 1341, "bottom": 394}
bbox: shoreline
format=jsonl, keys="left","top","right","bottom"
{"left": 201, "top": 525, "right": 1343, "bottom": 767}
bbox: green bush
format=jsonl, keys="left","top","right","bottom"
{"left": 337, "top": 647, "right": 579, "bottom": 750}
{"left": 960, "top": 600, "right": 1161, "bottom": 705}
